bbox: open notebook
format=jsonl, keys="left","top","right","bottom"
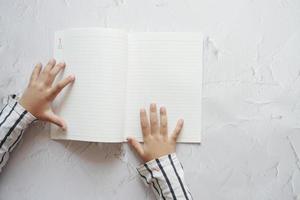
{"left": 50, "top": 28, "right": 202, "bottom": 143}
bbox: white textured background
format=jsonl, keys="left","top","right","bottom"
{"left": 0, "top": 0, "right": 300, "bottom": 199}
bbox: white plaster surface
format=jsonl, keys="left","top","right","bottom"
{"left": 0, "top": 0, "right": 300, "bottom": 199}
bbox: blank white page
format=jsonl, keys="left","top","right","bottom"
{"left": 125, "top": 33, "right": 203, "bottom": 143}
{"left": 51, "top": 28, "right": 127, "bottom": 142}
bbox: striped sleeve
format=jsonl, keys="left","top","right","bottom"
{"left": 0, "top": 95, "right": 36, "bottom": 173}
{"left": 137, "top": 153, "right": 193, "bottom": 200}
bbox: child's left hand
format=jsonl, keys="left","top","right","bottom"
{"left": 127, "top": 104, "right": 184, "bottom": 162}
{"left": 19, "top": 58, "right": 75, "bottom": 130}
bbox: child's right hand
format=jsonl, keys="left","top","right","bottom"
{"left": 127, "top": 103, "right": 184, "bottom": 162}
{"left": 19, "top": 59, "right": 75, "bottom": 130}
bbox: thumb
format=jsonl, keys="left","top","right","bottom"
{"left": 127, "top": 137, "right": 144, "bottom": 158}
{"left": 171, "top": 119, "right": 184, "bottom": 142}
{"left": 45, "top": 110, "right": 67, "bottom": 130}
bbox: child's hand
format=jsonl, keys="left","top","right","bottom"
{"left": 19, "top": 59, "right": 75, "bottom": 130}
{"left": 127, "top": 103, "right": 184, "bottom": 162}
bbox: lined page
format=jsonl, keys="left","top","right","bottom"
{"left": 125, "top": 33, "right": 203, "bottom": 143}
{"left": 51, "top": 28, "right": 127, "bottom": 142}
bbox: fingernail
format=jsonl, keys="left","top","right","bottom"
{"left": 150, "top": 103, "right": 156, "bottom": 110}
{"left": 49, "top": 58, "right": 56, "bottom": 64}
{"left": 140, "top": 108, "right": 146, "bottom": 113}
{"left": 160, "top": 106, "right": 166, "bottom": 113}
{"left": 69, "top": 75, "right": 75, "bottom": 81}
{"left": 179, "top": 119, "right": 184, "bottom": 125}
{"left": 58, "top": 61, "right": 66, "bottom": 66}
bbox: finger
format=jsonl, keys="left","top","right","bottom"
{"left": 171, "top": 119, "right": 184, "bottom": 142}
{"left": 46, "top": 62, "right": 66, "bottom": 85}
{"left": 50, "top": 75, "right": 75, "bottom": 98}
{"left": 140, "top": 108, "right": 150, "bottom": 137}
{"left": 160, "top": 106, "right": 168, "bottom": 136}
{"left": 150, "top": 103, "right": 159, "bottom": 134}
{"left": 45, "top": 111, "right": 67, "bottom": 130}
{"left": 29, "top": 63, "right": 42, "bottom": 84}
{"left": 51, "top": 61, "right": 66, "bottom": 77}
{"left": 127, "top": 137, "right": 144, "bottom": 158}
{"left": 43, "top": 58, "right": 56, "bottom": 73}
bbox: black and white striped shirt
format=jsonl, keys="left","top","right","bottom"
{"left": 0, "top": 95, "right": 36, "bottom": 173}
{"left": 0, "top": 95, "right": 192, "bottom": 199}
{"left": 137, "top": 153, "right": 193, "bottom": 199}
